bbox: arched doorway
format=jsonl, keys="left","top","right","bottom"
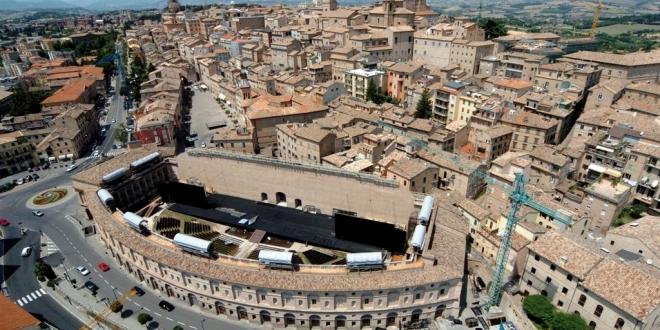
{"left": 164, "top": 284, "right": 173, "bottom": 297}
{"left": 261, "top": 192, "right": 268, "bottom": 202}
{"left": 276, "top": 192, "right": 287, "bottom": 206}
{"left": 259, "top": 310, "right": 271, "bottom": 324}
{"left": 295, "top": 198, "right": 302, "bottom": 209}
{"left": 335, "top": 315, "right": 346, "bottom": 329}
{"left": 411, "top": 309, "right": 422, "bottom": 322}
{"left": 310, "top": 315, "right": 321, "bottom": 328}
{"left": 386, "top": 312, "right": 397, "bottom": 327}
{"left": 215, "top": 302, "right": 226, "bottom": 315}
{"left": 149, "top": 277, "right": 158, "bottom": 290}
{"left": 284, "top": 313, "right": 296, "bottom": 327}
{"left": 434, "top": 304, "right": 445, "bottom": 318}
{"left": 237, "top": 306, "right": 248, "bottom": 320}
{"left": 360, "top": 315, "right": 372, "bottom": 329}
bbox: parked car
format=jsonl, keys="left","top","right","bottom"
{"left": 32, "top": 173, "right": 39, "bottom": 179}
{"left": 66, "top": 164, "right": 78, "bottom": 172}
{"left": 158, "top": 300, "right": 175, "bottom": 312}
{"left": 21, "top": 247, "right": 32, "bottom": 257}
{"left": 32, "top": 210, "right": 44, "bottom": 217}
{"left": 42, "top": 163, "right": 50, "bottom": 169}
{"left": 97, "top": 262, "right": 110, "bottom": 272}
{"left": 76, "top": 266, "right": 90, "bottom": 276}
{"left": 132, "top": 286, "right": 145, "bottom": 296}
{"left": 0, "top": 218, "right": 10, "bottom": 226}
{"left": 84, "top": 281, "right": 99, "bottom": 293}
{"left": 16, "top": 179, "right": 24, "bottom": 185}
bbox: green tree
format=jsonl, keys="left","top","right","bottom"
{"left": 366, "top": 79, "right": 379, "bottom": 103}
{"left": 415, "top": 90, "right": 432, "bottom": 119}
{"left": 137, "top": 313, "right": 152, "bottom": 325}
{"left": 550, "top": 312, "right": 589, "bottom": 330}
{"left": 523, "top": 295, "right": 554, "bottom": 325}
{"left": 34, "top": 260, "right": 57, "bottom": 280}
{"left": 479, "top": 18, "right": 508, "bottom": 40}
{"left": 173, "top": 326, "right": 184, "bottom": 330}
{"left": 115, "top": 123, "right": 128, "bottom": 145}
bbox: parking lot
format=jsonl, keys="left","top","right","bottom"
{"left": 188, "top": 88, "right": 232, "bottom": 147}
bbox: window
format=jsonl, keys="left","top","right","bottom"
{"left": 562, "top": 287, "right": 568, "bottom": 294}
{"left": 557, "top": 300, "right": 563, "bottom": 307}
{"left": 589, "top": 321, "right": 597, "bottom": 330}
{"left": 614, "top": 318, "right": 624, "bottom": 329}
{"left": 531, "top": 267, "right": 536, "bottom": 274}
{"left": 534, "top": 254, "right": 540, "bottom": 261}
{"left": 594, "top": 305, "right": 603, "bottom": 317}
{"left": 545, "top": 277, "right": 552, "bottom": 284}
{"left": 550, "top": 264, "right": 556, "bottom": 271}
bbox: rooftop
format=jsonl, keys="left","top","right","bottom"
{"left": 528, "top": 230, "right": 602, "bottom": 279}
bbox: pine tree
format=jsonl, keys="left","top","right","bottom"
{"left": 415, "top": 90, "right": 432, "bottom": 119}
{"left": 365, "top": 79, "right": 378, "bottom": 103}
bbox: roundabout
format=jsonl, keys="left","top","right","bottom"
{"left": 26, "top": 186, "right": 76, "bottom": 209}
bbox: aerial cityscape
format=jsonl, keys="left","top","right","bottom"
{"left": 0, "top": 0, "right": 658, "bottom": 329}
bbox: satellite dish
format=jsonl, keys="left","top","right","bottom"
{"left": 559, "top": 80, "right": 571, "bottom": 90}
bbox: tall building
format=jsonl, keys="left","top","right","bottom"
{"left": 321, "top": 0, "right": 337, "bottom": 11}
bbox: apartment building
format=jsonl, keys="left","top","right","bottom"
{"left": 211, "top": 127, "right": 255, "bottom": 154}
{"left": 330, "top": 47, "right": 360, "bottom": 81}
{"left": 230, "top": 16, "right": 265, "bottom": 32}
{"left": 276, "top": 123, "right": 337, "bottom": 164}
{"left": 519, "top": 230, "right": 660, "bottom": 330}
{"left": 416, "top": 149, "right": 486, "bottom": 199}
{"left": 528, "top": 145, "right": 571, "bottom": 191}
{"left": 385, "top": 62, "right": 424, "bottom": 100}
{"left": 535, "top": 61, "right": 601, "bottom": 95}
{"left": 319, "top": 9, "right": 361, "bottom": 29}
{"left": 499, "top": 109, "right": 558, "bottom": 152}
{"left": 412, "top": 18, "right": 485, "bottom": 69}
{"left": 479, "top": 52, "right": 548, "bottom": 81}
{"left": 513, "top": 91, "right": 579, "bottom": 144}
{"left": 629, "top": 143, "right": 660, "bottom": 213}
{"left": 344, "top": 68, "right": 384, "bottom": 101}
{"left": 367, "top": 0, "right": 415, "bottom": 29}
{"left": 465, "top": 125, "right": 513, "bottom": 165}
{"left": 0, "top": 131, "right": 40, "bottom": 176}
{"left": 384, "top": 158, "right": 438, "bottom": 193}
{"left": 271, "top": 38, "right": 305, "bottom": 71}
{"left": 431, "top": 81, "right": 464, "bottom": 125}
{"left": 448, "top": 40, "right": 495, "bottom": 75}
{"left": 246, "top": 95, "right": 329, "bottom": 149}
{"left": 563, "top": 49, "right": 660, "bottom": 82}
{"left": 40, "top": 78, "right": 100, "bottom": 109}
{"left": 36, "top": 104, "right": 97, "bottom": 161}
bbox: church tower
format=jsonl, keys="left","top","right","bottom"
{"left": 167, "top": 0, "right": 181, "bottom": 14}
{"left": 322, "top": 0, "right": 337, "bottom": 11}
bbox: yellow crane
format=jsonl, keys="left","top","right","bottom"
{"left": 80, "top": 287, "right": 137, "bottom": 330}
{"left": 590, "top": 0, "right": 604, "bottom": 38}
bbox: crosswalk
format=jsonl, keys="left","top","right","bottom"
{"left": 46, "top": 238, "right": 59, "bottom": 255}
{"left": 16, "top": 288, "right": 47, "bottom": 306}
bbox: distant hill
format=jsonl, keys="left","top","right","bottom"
{"left": 1, "top": 0, "right": 82, "bottom": 11}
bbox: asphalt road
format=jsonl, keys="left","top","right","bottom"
{"left": 1, "top": 174, "right": 85, "bottom": 329}
{"left": 100, "top": 45, "right": 127, "bottom": 155}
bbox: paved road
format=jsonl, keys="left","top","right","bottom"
{"left": 1, "top": 167, "right": 259, "bottom": 330}
{"left": 100, "top": 45, "right": 127, "bottom": 155}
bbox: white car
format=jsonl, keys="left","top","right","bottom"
{"left": 21, "top": 247, "right": 32, "bottom": 257}
{"left": 92, "top": 150, "right": 100, "bottom": 157}
{"left": 201, "top": 143, "right": 206, "bottom": 148}
{"left": 76, "top": 266, "right": 90, "bottom": 276}
{"left": 112, "top": 119, "right": 116, "bottom": 123}
{"left": 66, "top": 165, "right": 78, "bottom": 172}
{"left": 16, "top": 179, "right": 24, "bottom": 185}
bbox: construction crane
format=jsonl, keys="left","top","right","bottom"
{"left": 377, "top": 121, "right": 572, "bottom": 309}
{"left": 80, "top": 287, "right": 137, "bottom": 330}
{"left": 590, "top": 0, "right": 604, "bottom": 38}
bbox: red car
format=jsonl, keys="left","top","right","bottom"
{"left": 0, "top": 218, "right": 10, "bottom": 227}
{"left": 97, "top": 262, "right": 110, "bottom": 272}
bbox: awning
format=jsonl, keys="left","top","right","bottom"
{"left": 218, "top": 94, "right": 226, "bottom": 100}
{"left": 66, "top": 153, "right": 74, "bottom": 159}
{"left": 596, "top": 145, "right": 614, "bottom": 153}
{"left": 588, "top": 163, "right": 606, "bottom": 173}
{"left": 652, "top": 180, "right": 658, "bottom": 188}
{"left": 604, "top": 168, "right": 622, "bottom": 178}
{"left": 48, "top": 157, "right": 56, "bottom": 162}
{"left": 58, "top": 155, "right": 66, "bottom": 160}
